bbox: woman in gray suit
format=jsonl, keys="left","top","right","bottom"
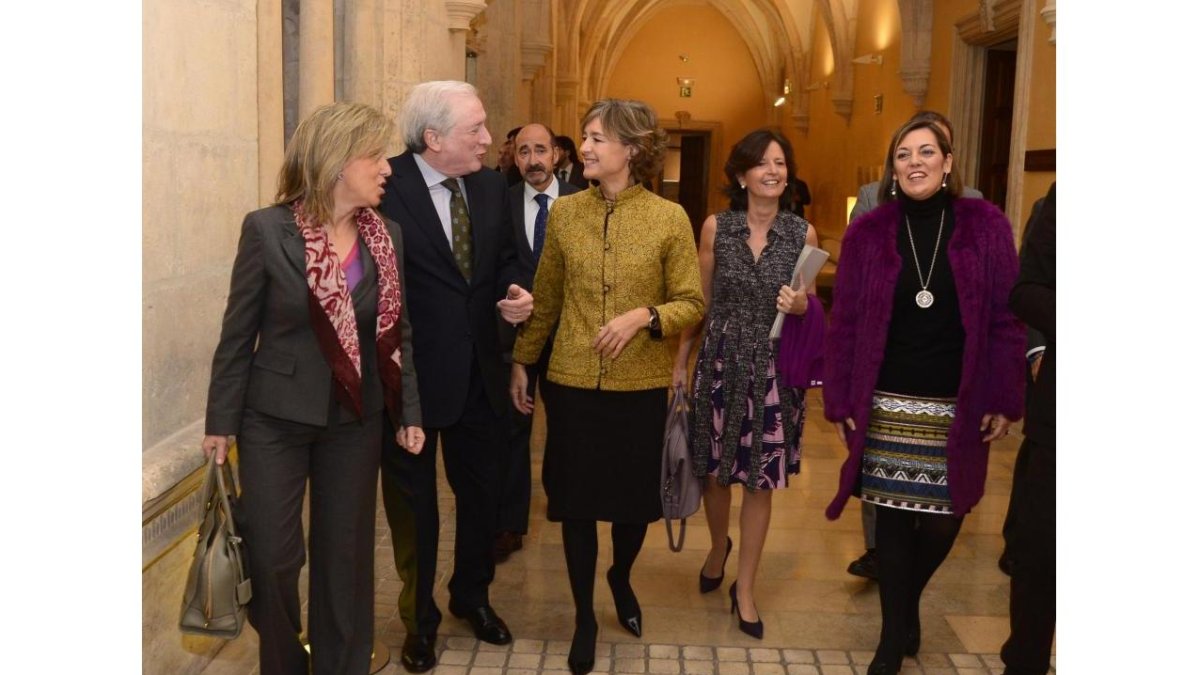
{"left": 201, "top": 102, "right": 423, "bottom": 675}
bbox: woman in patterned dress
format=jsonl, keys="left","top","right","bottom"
{"left": 822, "top": 118, "right": 1025, "bottom": 675}
{"left": 673, "top": 129, "right": 818, "bottom": 640}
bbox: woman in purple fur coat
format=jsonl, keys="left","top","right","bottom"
{"left": 823, "top": 118, "right": 1025, "bottom": 675}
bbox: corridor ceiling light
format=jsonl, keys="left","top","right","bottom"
{"left": 774, "top": 96, "right": 786, "bottom": 107}
{"left": 851, "top": 53, "right": 883, "bottom": 65}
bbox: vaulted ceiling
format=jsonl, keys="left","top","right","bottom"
{"left": 553, "top": 0, "right": 880, "bottom": 130}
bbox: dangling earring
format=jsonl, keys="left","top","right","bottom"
{"left": 889, "top": 177, "right": 897, "bottom": 198}
{"left": 739, "top": 182, "right": 746, "bottom": 189}
{"left": 941, "top": 173, "right": 948, "bottom": 189}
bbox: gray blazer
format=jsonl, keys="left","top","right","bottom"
{"left": 849, "top": 180, "right": 985, "bottom": 225}
{"left": 205, "top": 205, "right": 421, "bottom": 435}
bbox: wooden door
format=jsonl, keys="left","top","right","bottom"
{"left": 977, "top": 41, "right": 1016, "bottom": 207}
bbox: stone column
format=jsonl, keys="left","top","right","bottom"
{"left": 342, "top": 0, "right": 380, "bottom": 107}
{"left": 299, "top": 0, "right": 335, "bottom": 117}
{"left": 898, "top": 0, "right": 933, "bottom": 109}
{"left": 259, "top": 0, "right": 285, "bottom": 203}
{"left": 520, "top": 40, "right": 552, "bottom": 121}
{"left": 556, "top": 75, "right": 580, "bottom": 135}
{"left": 531, "top": 67, "right": 554, "bottom": 126}
{"left": 446, "top": 0, "right": 487, "bottom": 79}
{"left": 519, "top": 0, "right": 552, "bottom": 123}
{"left": 1041, "top": 0, "right": 1056, "bottom": 43}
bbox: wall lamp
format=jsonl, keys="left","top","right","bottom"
{"left": 773, "top": 78, "right": 792, "bottom": 107}
{"left": 851, "top": 53, "right": 883, "bottom": 66}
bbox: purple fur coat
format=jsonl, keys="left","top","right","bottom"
{"left": 823, "top": 198, "right": 1025, "bottom": 518}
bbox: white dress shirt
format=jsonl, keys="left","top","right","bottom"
{"left": 413, "top": 153, "right": 469, "bottom": 249}
{"left": 523, "top": 177, "right": 562, "bottom": 248}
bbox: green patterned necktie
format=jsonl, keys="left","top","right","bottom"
{"left": 441, "top": 177, "right": 473, "bottom": 279}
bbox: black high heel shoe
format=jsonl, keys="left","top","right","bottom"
{"left": 568, "top": 620, "right": 598, "bottom": 675}
{"left": 699, "top": 536, "right": 733, "bottom": 594}
{"left": 728, "top": 581, "right": 764, "bottom": 639}
{"left": 606, "top": 567, "right": 643, "bottom": 637}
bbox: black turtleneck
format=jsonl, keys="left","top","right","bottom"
{"left": 876, "top": 190, "right": 965, "bottom": 397}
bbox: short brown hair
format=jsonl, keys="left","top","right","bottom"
{"left": 878, "top": 119, "right": 962, "bottom": 205}
{"left": 723, "top": 128, "right": 797, "bottom": 212}
{"left": 276, "top": 102, "right": 393, "bottom": 226}
{"left": 581, "top": 99, "right": 668, "bottom": 184}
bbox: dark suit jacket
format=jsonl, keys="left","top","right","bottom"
{"left": 498, "top": 179, "right": 582, "bottom": 358}
{"left": 379, "top": 151, "right": 521, "bottom": 428}
{"left": 205, "top": 205, "right": 421, "bottom": 435}
{"left": 1009, "top": 183, "right": 1055, "bottom": 443}
{"left": 558, "top": 162, "right": 589, "bottom": 191}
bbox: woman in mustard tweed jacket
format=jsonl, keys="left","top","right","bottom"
{"left": 510, "top": 99, "right": 704, "bottom": 675}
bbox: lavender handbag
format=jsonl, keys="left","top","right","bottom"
{"left": 661, "top": 384, "right": 702, "bottom": 551}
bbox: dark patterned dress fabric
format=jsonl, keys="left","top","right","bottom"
{"left": 689, "top": 210, "right": 809, "bottom": 491}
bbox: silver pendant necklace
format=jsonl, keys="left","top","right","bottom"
{"left": 904, "top": 208, "right": 945, "bottom": 309}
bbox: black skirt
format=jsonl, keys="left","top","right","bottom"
{"left": 541, "top": 381, "right": 668, "bottom": 523}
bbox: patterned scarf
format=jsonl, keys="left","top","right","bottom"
{"left": 292, "top": 202, "right": 404, "bottom": 421}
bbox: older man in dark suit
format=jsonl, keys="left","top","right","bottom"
{"left": 493, "top": 123, "right": 582, "bottom": 561}
{"left": 378, "top": 80, "right": 533, "bottom": 673}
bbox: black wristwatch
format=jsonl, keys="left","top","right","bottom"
{"left": 646, "top": 306, "right": 662, "bottom": 339}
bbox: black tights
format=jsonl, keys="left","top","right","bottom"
{"left": 561, "top": 519, "right": 648, "bottom": 626}
{"left": 873, "top": 505, "right": 963, "bottom": 662}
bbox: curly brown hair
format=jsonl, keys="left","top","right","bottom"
{"left": 581, "top": 99, "right": 668, "bottom": 184}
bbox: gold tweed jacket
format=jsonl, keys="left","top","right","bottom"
{"left": 513, "top": 184, "right": 705, "bottom": 390}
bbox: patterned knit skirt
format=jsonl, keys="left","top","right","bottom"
{"left": 860, "top": 391, "right": 957, "bottom": 515}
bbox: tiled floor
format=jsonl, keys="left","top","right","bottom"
{"left": 201, "top": 391, "right": 1052, "bottom": 674}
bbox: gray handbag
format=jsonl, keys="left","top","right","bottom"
{"left": 179, "top": 446, "right": 252, "bottom": 638}
{"left": 661, "top": 385, "right": 702, "bottom": 552}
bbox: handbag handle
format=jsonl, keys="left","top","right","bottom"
{"left": 665, "top": 517, "right": 686, "bottom": 553}
{"left": 669, "top": 383, "right": 690, "bottom": 414}
{"left": 200, "top": 444, "right": 242, "bottom": 541}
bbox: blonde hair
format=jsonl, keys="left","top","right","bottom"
{"left": 275, "top": 102, "right": 394, "bottom": 226}
{"left": 581, "top": 99, "right": 668, "bottom": 184}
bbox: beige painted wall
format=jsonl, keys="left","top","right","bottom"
{"left": 789, "top": 0, "right": 918, "bottom": 246}
{"left": 1020, "top": 6, "right": 1056, "bottom": 231}
{"left": 143, "top": 0, "right": 261, "bottom": 452}
{"left": 795, "top": 0, "right": 1055, "bottom": 248}
{"left": 604, "top": 3, "right": 771, "bottom": 217}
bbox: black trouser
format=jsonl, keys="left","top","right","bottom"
{"left": 497, "top": 348, "right": 549, "bottom": 535}
{"left": 1000, "top": 436, "right": 1056, "bottom": 675}
{"left": 873, "top": 505, "right": 963, "bottom": 663}
{"left": 381, "top": 359, "right": 505, "bottom": 635}
{"left": 237, "top": 408, "right": 382, "bottom": 675}
{"left": 561, "top": 519, "right": 648, "bottom": 625}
